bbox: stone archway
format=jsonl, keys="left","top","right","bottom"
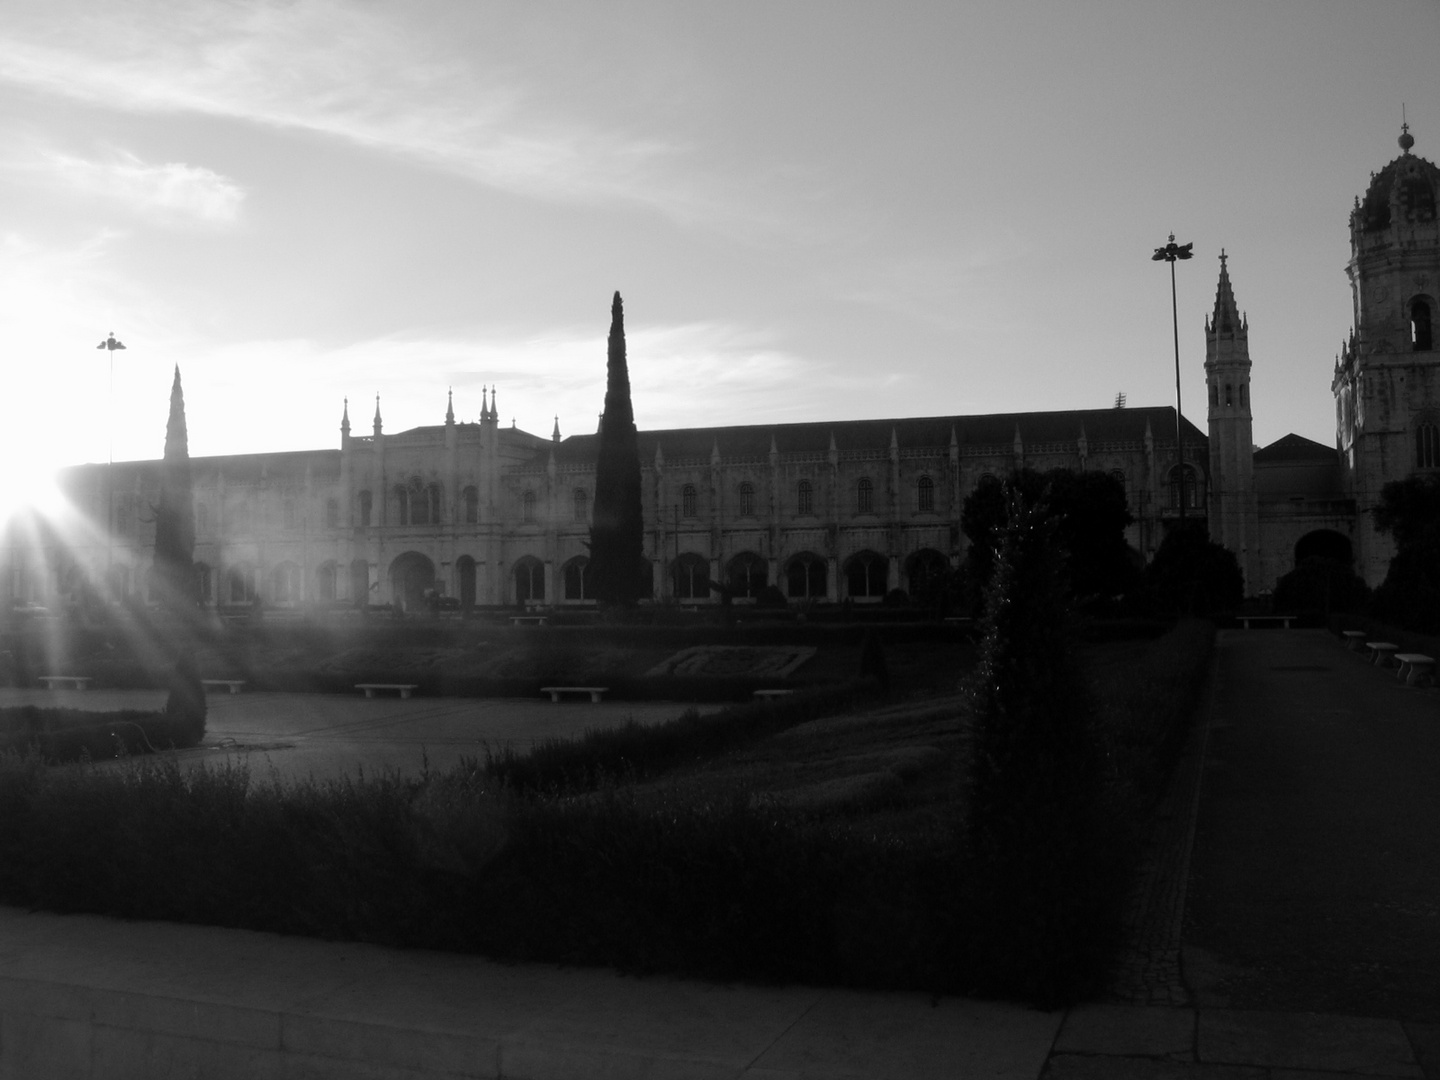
{"left": 389, "top": 551, "right": 436, "bottom": 612}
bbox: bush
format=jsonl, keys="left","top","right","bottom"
{"left": 0, "top": 706, "right": 194, "bottom": 763}
{"left": 964, "top": 497, "right": 1123, "bottom": 1006}
{"left": 757, "top": 585, "right": 788, "bottom": 608}
{"left": 1273, "top": 557, "right": 1368, "bottom": 617}
{"left": 1143, "top": 523, "right": 1243, "bottom": 616}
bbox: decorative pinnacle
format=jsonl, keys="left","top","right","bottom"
{"left": 446, "top": 387, "right": 454, "bottom": 423}
{"left": 1400, "top": 120, "right": 1414, "bottom": 154}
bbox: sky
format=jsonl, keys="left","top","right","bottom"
{"left": 1, "top": 1, "right": 1437, "bottom": 486}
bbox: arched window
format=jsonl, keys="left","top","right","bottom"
{"left": 522, "top": 489, "right": 537, "bottom": 524}
{"left": 1417, "top": 422, "right": 1440, "bottom": 468}
{"left": 513, "top": 558, "right": 545, "bottom": 604}
{"left": 727, "top": 552, "right": 766, "bottom": 598}
{"left": 462, "top": 486, "right": 479, "bottom": 524}
{"left": 1413, "top": 299, "right": 1434, "bottom": 352}
{"left": 738, "top": 482, "right": 755, "bottom": 517}
{"left": 325, "top": 498, "right": 339, "bottom": 529}
{"left": 425, "top": 483, "right": 442, "bottom": 524}
{"left": 563, "top": 556, "right": 590, "bottom": 601}
{"left": 1224, "top": 384, "right": 1233, "bottom": 407}
{"left": 194, "top": 562, "right": 213, "bottom": 605}
{"left": 573, "top": 489, "right": 588, "bottom": 523}
{"left": 358, "top": 490, "right": 372, "bottom": 527}
{"left": 271, "top": 562, "right": 301, "bottom": 604}
{"left": 917, "top": 475, "right": 935, "bottom": 513}
{"left": 316, "top": 562, "right": 337, "bottom": 602}
{"left": 681, "top": 484, "right": 697, "bottom": 518}
{"left": 1168, "top": 464, "right": 1202, "bottom": 510}
{"left": 394, "top": 485, "right": 410, "bottom": 526}
{"left": 844, "top": 550, "right": 888, "bottom": 598}
{"left": 1240, "top": 384, "right": 1248, "bottom": 408}
{"left": 672, "top": 553, "right": 709, "bottom": 600}
{"left": 1209, "top": 381, "right": 1218, "bottom": 407}
{"left": 857, "top": 477, "right": 874, "bottom": 515}
{"left": 797, "top": 479, "right": 814, "bottom": 516}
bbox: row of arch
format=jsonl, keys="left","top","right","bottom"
{"left": 511, "top": 549, "right": 952, "bottom": 604}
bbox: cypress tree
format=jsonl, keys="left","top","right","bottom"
{"left": 153, "top": 366, "right": 196, "bottom": 611}
{"left": 589, "top": 292, "right": 646, "bottom": 605}
{"left": 153, "top": 366, "right": 205, "bottom": 745}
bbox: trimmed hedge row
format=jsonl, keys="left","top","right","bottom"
{"left": 0, "top": 706, "right": 203, "bottom": 763}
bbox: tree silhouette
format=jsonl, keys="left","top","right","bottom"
{"left": 589, "top": 293, "right": 646, "bottom": 604}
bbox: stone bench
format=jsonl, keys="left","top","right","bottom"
{"left": 1394, "top": 653, "right": 1436, "bottom": 688}
{"left": 540, "top": 686, "right": 608, "bottom": 703}
{"left": 753, "top": 689, "right": 795, "bottom": 700}
{"left": 1238, "top": 614, "right": 1294, "bottom": 630}
{"left": 1367, "top": 642, "right": 1400, "bottom": 667}
{"left": 355, "top": 683, "right": 419, "bottom": 699}
{"left": 510, "top": 615, "right": 549, "bottom": 627}
{"left": 1341, "top": 630, "right": 1369, "bottom": 652}
{"left": 39, "top": 676, "right": 91, "bottom": 690}
{"left": 201, "top": 679, "right": 248, "bottom": 694}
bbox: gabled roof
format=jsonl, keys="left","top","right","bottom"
{"left": 1253, "top": 432, "right": 1338, "bottom": 465}
{"left": 537, "top": 406, "right": 1205, "bottom": 468}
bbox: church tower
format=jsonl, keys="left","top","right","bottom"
{"left": 1205, "top": 252, "right": 1260, "bottom": 589}
{"left": 1333, "top": 125, "right": 1440, "bottom": 584}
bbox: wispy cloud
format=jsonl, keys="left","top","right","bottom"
{"left": 164, "top": 320, "right": 825, "bottom": 458}
{"left": 31, "top": 149, "right": 245, "bottom": 226}
{"left": 0, "top": 2, "right": 712, "bottom": 222}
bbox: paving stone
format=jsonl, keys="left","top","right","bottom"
{"left": 1199, "top": 1009, "right": 1421, "bottom": 1077}
{"left": 1042, "top": 1053, "right": 1263, "bottom": 1079}
{"left": 1054, "top": 1005, "right": 1195, "bottom": 1059}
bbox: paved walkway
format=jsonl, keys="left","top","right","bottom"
{"left": 3, "top": 629, "right": 1440, "bottom": 1077}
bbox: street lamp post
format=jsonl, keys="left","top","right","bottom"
{"left": 96, "top": 332, "right": 126, "bottom": 600}
{"left": 1151, "top": 236, "right": 1193, "bottom": 525}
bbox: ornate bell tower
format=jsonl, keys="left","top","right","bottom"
{"left": 1205, "top": 252, "right": 1260, "bottom": 589}
{"left": 1333, "top": 124, "right": 1440, "bottom": 583}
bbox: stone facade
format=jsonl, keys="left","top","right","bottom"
{"left": 7, "top": 130, "right": 1438, "bottom": 610}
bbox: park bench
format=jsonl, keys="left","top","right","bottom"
{"left": 540, "top": 686, "right": 609, "bottom": 703}
{"left": 1366, "top": 642, "right": 1400, "bottom": 668}
{"left": 1238, "top": 614, "right": 1294, "bottom": 629}
{"left": 753, "top": 689, "right": 795, "bottom": 700}
{"left": 1394, "top": 653, "right": 1436, "bottom": 688}
{"left": 510, "top": 615, "right": 549, "bottom": 627}
{"left": 1341, "top": 630, "right": 1369, "bottom": 652}
{"left": 39, "top": 676, "right": 91, "bottom": 690}
{"left": 201, "top": 679, "right": 247, "bottom": 694}
{"left": 355, "top": 683, "right": 419, "bottom": 699}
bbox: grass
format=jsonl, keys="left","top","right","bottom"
{"left": 0, "top": 619, "right": 1214, "bottom": 1004}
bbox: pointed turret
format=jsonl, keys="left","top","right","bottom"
{"left": 373, "top": 394, "right": 383, "bottom": 437}
{"left": 340, "top": 397, "right": 351, "bottom": 439}
{"left": 552, "top": 416, "right": 561, "bottom": 443}
{"left": 1077, "top": 423, "right": 1088, "bottom": 465}
{"left": 653, "top": 441, "right": 664, "bottom": 470}
{"left": 445, "top": 388, "right": 455, "bottom": 424}
{"left": 769, "top": 433, "right": 779, "bottom": 468}
{"left": 710, "top": 438, "right": 722, "bottom": 467}
{"left": 481, "top": 386, "right": 489, "bottom": 421}
{"left": 1208, "top": 249, "right": 1245, "bottom": 337}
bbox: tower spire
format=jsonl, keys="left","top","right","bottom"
{"left": 445, "top": 387, "right": 454, "bottom": 424}
{"left": 1210, "top": 248, "right": 1243, "bottom": 336}
{"left": 341, "top": 397, "right": 350, "bottom": 437}
{"left": 481, "top": 385, "right": 489, "bottom": 420}
{"left": 373, "top": 393, "right": 382, "bottom": 436}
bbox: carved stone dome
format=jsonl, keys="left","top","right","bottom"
{"left": 1357, "top": 142, "right": 1439, "bottom": 233}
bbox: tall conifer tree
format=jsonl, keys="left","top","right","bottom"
{"left": 589, "top": 292, "right": 645, "bottom": 604}
{"left": 153, "top": 366, "right": 196, "bottom": 610}
{"left": 153, "top": 366, "right": 205, "bottom": 743}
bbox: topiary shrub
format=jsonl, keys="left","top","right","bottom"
{"left": 1143, "top": 522, "right": 1243, "bottom": 616}
{"left": 882, "top": 588, "right": 909, "bottom": 606}
{"left": 163, "top": 653, "right": 207, "bottom": 748}
{"left": 757, "top": 584, "right": 788, "bottom": 608}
